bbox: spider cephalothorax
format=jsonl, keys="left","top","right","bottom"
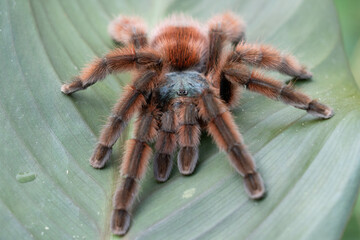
{"left": 61, "top": 12, "right": 334, "bottom": 235}
{"left": 159, "top": 71, "right": 209, "bottom": 100}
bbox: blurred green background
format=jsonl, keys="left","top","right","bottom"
{"left": 334, "top": 0, "right": 360, "bottom": 239}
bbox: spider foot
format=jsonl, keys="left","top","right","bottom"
{"left": 154, "top": 153, "right": 173, "bottom": 182}
{"left": 298, "top": 71, "right": 313, "bottom": 80}
{"left": 177, "top": 146, "right": 199, "bottom": 175}
{"left": 90, "top": 144, "right": 112, "bottom": 169}
{"left": 307, "top": 100, "right": 334, "bottom": 119}
{"left": 60, "top": 84, "right": 71, "bottom": 94}
{"left": 244, "top": 172, "right": 265, "bottom": 200}
{"left": 111, "top": 209, "right": 131, "bottom": 236}
{"left": 60, "top": 81, "right": 83, "bottom": 95}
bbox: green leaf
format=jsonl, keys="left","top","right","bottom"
{"left": 334, "top": 1, "right": 360, "bottom": 239}
{"left": 1, "top": 0, "right": 360, "bottom": 239}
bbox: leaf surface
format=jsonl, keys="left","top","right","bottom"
{"left": 1, "top": 0, "right": 360, "bottom": 239}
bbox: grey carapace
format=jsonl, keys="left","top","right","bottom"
{"left": 158, "top": 71, "right": 209, "bottom": 101}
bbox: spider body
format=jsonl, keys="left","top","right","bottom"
{"left": 61, "top": 12, "right": 334, "bottom": 235}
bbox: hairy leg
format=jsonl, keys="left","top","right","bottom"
{"left": 60, "top": 46, "right": 161, "bottom": 95}
{"left": 108, "top": 15, "right": 148, "bottom": 48}
{"left": 207, "top": 12, "right": 246, "bottom": 45}
{"left": 111, "top": 104, "right": 158, "bottom": 236}
{"left": 228, "top": 43, "right": 312, "bottom": 79}
{"left": 224, "top": 68, "right": 334, "bottom": 118}
{"left": 198, "top": 90, "right": 265, "bottom": 199}
{"left": 90, "top": 71, "right": 158, "bottom": 168}
{"left": 153, "top": 110, "right": 177, "bottom": 182}
{"left": 206, "top": 12, "right": 245, "bottom": 75}
{"left": 177, "top": 101, "right": 201, "bottom": 175}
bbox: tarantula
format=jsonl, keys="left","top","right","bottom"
{"left": 61, "top": 12, "right": 334, "bottom": 235}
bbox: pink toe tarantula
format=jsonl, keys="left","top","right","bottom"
{"left": 61, "top": 12, "right": 334, "bottom": 235}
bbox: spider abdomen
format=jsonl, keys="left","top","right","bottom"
{"left": 151, "top": 16, "right": 208, "bottom": 70}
